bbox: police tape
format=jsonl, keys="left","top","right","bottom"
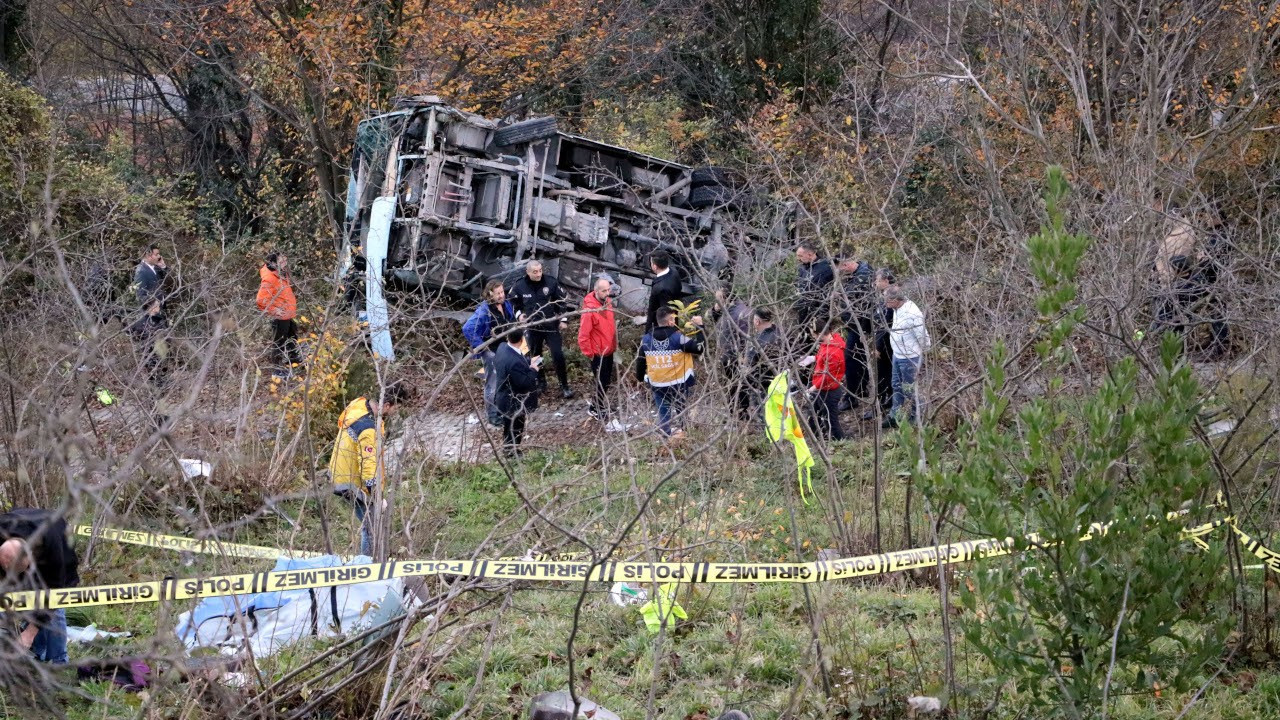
{"left": 6, "top": 515, "right": 1274, "bottom": 613}
{"left": 77, "top": 524, "right": 591, "bottom": 563}
{"left": 73, "top": 506, "right": 1207, "bottom": 565}
{"left": 1223, "top": 523, "right": 1280, "bottom": 574}
{"left": 75, "top": 526, "right": 324, "bottom": 560}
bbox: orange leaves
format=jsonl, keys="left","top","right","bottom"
{"left": 388, "top": 0, "right": 628, "bottom": 107}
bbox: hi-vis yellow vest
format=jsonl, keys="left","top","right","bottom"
{"left": 640, "top": 331, "right": 696, "bottom": 387}
{"left": 765, "top": 372, "right": 816, "bottom": 504}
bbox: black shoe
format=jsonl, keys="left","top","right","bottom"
{"left": 862, "top": 409, "right": 876, "bottom": 421}
{"left": 880, "top": 418, "right": 898, "bottom": 430}
{"left": 561, "top": 387, "right": 575, "bottom": 399}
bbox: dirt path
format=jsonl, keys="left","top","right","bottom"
{"left": 391, "top": 381, "right": 660, "bottom": 465}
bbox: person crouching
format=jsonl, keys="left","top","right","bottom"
{"left": 0, "top": 509, "right": 79, "bottom": 664}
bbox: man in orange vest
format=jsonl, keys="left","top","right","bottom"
{"left": 256, "top": 252, "right": 300, "bottom": 374}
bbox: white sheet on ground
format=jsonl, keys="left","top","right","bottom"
{"left": 173, "top": 554, "right": 407, "bottom": 658}
{"left": 66, "top": 624, "right": 133, "bottom": 643}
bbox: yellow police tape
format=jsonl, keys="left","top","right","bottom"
{"left": 75, "top": 526, "right": 324, "bottom": 560}
{"left": 0, "top": 514, "right": 1271, "bottom": 613}
{"left": 75, "top": 525, "right": 581, "bottom": 563}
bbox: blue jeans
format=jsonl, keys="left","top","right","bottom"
{"left": 336, "top": 487, "right": 373, "bottom": 556}
{"left": 30, "top": 609, "right": 68, "bottom": 663}
{"left": 891, "top": 357, "right": 922, "bottom": 425}
{"left": 652, "top": 384, "right": 688, "bottom": 436}
{"left": 483, "top": 351, "right": 499, "bottom": 425}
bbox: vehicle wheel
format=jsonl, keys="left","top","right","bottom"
{"left": 689, "top": 184, "right": 736, "bottom": 209}
{"left": 690, "top": 166, "right": 741, "bottom": 188}
{"left": 494, "top": 117, "right": 559, "bottom": 146}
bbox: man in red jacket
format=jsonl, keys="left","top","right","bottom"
{"left": 577, "top": 277, "right": 618, "bottom": 425}
{"left": 807, "top": 323, "right": 847, "bottom": 440}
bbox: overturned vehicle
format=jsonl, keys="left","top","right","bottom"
{"left": 339, "top": 96, "right": 792, "bottom": 359}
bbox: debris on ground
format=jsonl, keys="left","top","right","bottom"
{"left": 528, "top": 690, "right": 622, "bottom": 720}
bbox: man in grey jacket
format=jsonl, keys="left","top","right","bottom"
{"left": 133, "top": 244, "right": 168, "bottom": 308}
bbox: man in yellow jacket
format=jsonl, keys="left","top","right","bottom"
{"left": 330, "top": 383, "right": 409, "bottom": 555}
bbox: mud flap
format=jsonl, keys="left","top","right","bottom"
{"left": 366, "top": 196, "right": 396, "bottom": 361}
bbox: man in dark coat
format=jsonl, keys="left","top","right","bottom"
{"left": 128, "top": 298, "right": 171, "bottom": 389}
{"left": 1, "top": 508, "right": 80, "bottom": 663}
{"left": 740, "top": 307, "right": 784, "bottom": 420}
{"left": 133, "top": 244, "right": 168, "bottom": 308}
{"left": 509, "top": 260, "right": 573, "bottom": 398}
{"left": 794, "top": 243, "right": 834, "bottom": 334}
{"left": 837, "top": 256, "right": 875, "bottom": 411}
{"left": 645, "top": 251, "right": 684, "bottom": 333}
{"left": 492, "top": 328, "right": 542, "bottom": 456}
{"left": 867, "top": 268, "right": 897, "bottom": 420}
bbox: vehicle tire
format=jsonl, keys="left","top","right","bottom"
{"left": 689, "top": 184, "right": 735, "bottom": 209}
{"left": 690, "top": 166, "right": 741, "bottom": 188}
{"left": 494, "top": 117, "right": 559, "bottom": 146}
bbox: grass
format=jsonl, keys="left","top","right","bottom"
{"left": 10, "top": 427, "right": 1278, "bottom": 719}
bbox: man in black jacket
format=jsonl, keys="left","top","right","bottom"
{"left": 133, "top": 244, "right": 168, "bottom": 308}
{"left": 867, "top": 268, "right": 897, "bottom": 420}
{"left": 740, "top": 307, "right": 784, "bottom": 420}
{"left": 1, "top": 508, "right": 80, "bottom": 663}
{"left": 492, "top": 329, "right": 542, "bottom": 456}
{"left": 128, "top": 299, "right": 171, "bottom": 390}
{"left": 645, "top": 252, "right": 684, "bottom": 333}
{"left": 794, "top": 243, "right": 834, "bottom": 334}
{"left": 837, "top": 256, "right": 874, "bottom": 411}
{"left": 509, "top": 261, "right": 574, "bottom": 398}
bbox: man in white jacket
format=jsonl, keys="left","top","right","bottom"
{"left": 883, "top": 287, "right": 930, "bottom": 428}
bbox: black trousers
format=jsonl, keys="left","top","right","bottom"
{"left": 527, "top": 328, "right": 569, "bottom": 389}
{"left": 589, "top": 354, "right": 614, "bottom": 414}
{"left": 873, "top": 348, "right": 893, "bottom": 412}
{"left": 502, "top": 412, "right": 528, "bottom": 450}
{"left": 844, "top": 326, "right": 870, "bottom": 400}
{"left": 813, "top": 388, "right": 845, "bottom": 440}
{"left": 271, "top": 318, "right": 301, "bottom": 366}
